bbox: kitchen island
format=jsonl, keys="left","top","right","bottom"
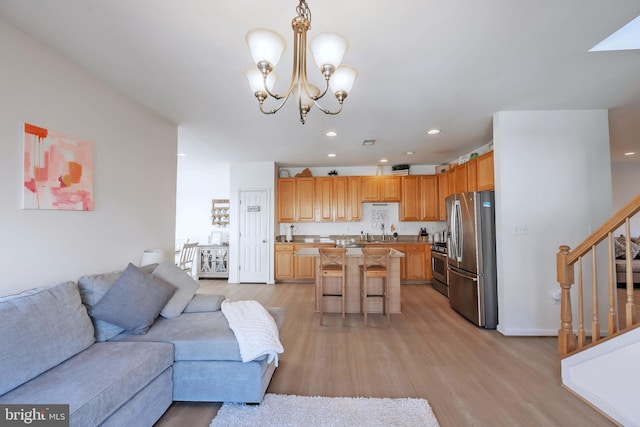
{"left": 295, "top": 247, "right": 404, "bottom": 314}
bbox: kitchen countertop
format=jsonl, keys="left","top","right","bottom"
{"left": 295, "top": 247, "right": 405, "bottom": 257}
{"left": 275, "top": 236, "right": 434, "bottom": 245}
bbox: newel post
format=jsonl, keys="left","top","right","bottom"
{"left": 557, "top": 245, "right": 576, "bottom": 356}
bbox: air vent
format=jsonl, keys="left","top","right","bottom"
{"left": 362, "top": 139, "right": 376, "bottom": 146}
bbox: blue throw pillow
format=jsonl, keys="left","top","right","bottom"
{"left": 90, "top": 263, "right": 176, "bottom": 334}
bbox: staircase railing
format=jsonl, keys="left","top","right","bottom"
{"left": 557, "top": 193, "right": 640, "bottom": 357}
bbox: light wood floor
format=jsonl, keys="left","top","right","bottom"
{"left": 155, "top": 282, "right": 614, "bottom": 427}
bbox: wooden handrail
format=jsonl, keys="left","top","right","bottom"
{"left": 557, "top": 192, "right": 640, "bottom": 357}
{"left": 567, "top": 193, "right": 640, "bottom": 265}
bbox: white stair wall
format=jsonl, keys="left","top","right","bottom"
{"left": 561, "top": 327, "right": 640, "bottom": 426}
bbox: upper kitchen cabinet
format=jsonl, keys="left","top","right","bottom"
{"left": 296, "top": 177, "right": 316, "bottom": 221}
{"left": 419, "top": 175, "right": 438, "bottom": 221}
{"left": 400, "top": 176, "right": 420, "bottom": 221}
{"left": 316, "top": 176, "right": 361, "bottom": 222}
{"left": 361, "top": 176, "right": 401, "bottom": 202}
{"left": 476, "top": 151, "right": 494, "bottom": 191}
{"left": 315, "top": 177, "right": 333, "bottom": 221}
{"left": 466, "top": 158, "right": 478, "bottom": 191}
{"left": 277, "top": 178, "right": 296, "bottom": 222}
{"left": 400, "top": 175, "right": 438, "bottom": 222}
{"left": 347, "top": 176, "right": 362, "bottom": 221}
{"left": 455, "top": 163, "right": 468, "bottom": 193}
{"left": 437, "top": 173, "right": 448, "bottom": 221}
{"left": 278, "top": 176, "right": 362, "bottom": 223}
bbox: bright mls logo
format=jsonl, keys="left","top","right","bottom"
{"left": 1, "top": 405, "right": 69, "bottom": 426}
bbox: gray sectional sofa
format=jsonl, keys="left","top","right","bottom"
{"left": 0, "top": 262, "right": 284, "bottom": 426}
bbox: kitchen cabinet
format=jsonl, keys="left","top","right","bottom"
{"left": 400, "top": 176, "right": 420, "bottom": 221}
{"left": 275, "top": 244, "right": 295, "bottom": 280}
{"left": 294, "top": 244, "right": 315, "bottom": 280}
{"left": 277, "top": 178, "right": 296, "bottom": 222}
{"left": 296, "top": 177, "right": 315, "bottom": 221}
{"left": 419, "top": 175, "right": 438, "bottom": 221}
{"left": 405, "top": 244, "right": 427, "bottom": 281}
{"left": 315, "top": 177, "right": 333, "bottom": 222}
{"left": 347, "top": 176, "right": 362, "bottom": 221}
{"left": 425, "top": 245, "right": 432, "bottom": 281}
{"left": 447, "top": 168, "right": 456, "bottom": 197}
{"left": 466, "top": 158, "right": 478, "bottom": 192}
{"left": 361, "top": 176, "right": 401, "bottom": 202}
{"left": 400, "top": 175, "right": 438, "bottom": 221}
{"left": 315, "top": 176, "right": 360, "bottom": 222}
{"left": 276, "top": 243, "right": 335, "bottom": 281}
{"left": 437, "top": 173, "right": 448, "bottom": 221}
{"left": 455, "top": 163, "right": 468, "bottom": 193}
{"left": 476, "top": 151, "right": 494, "bottom": 190}
{"left": 332, "top": 177, "right": 348, "bottom": 221}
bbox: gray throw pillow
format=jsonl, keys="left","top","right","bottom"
{"left": 152, "top": 261, "right": 200, "bottom": 318}
{"left": 90, "top": 263, "right": 176, "bottom": 334}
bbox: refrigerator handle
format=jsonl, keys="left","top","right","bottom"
{"left": 449, "top": 265, "right": 478, "bottom": 281}
{"left": 451, "top": 199, "right": 462, "bottom": 262}
{"left": 455, "top": 200, "right": 463, "bottom": 261}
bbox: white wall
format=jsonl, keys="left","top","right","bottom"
{"left": 175, "top": 158, "right": 230, "bottom": 247}
{"left": 493, "top": 110, "right": 613, "bottom": 335}
{"left": 0, "top": 20, "right": 177, "bottom": 296}
{"left": 611, "top": 161, "right": 640, "bottom": 236}
{"left": 228, "top": 162, "right": 277, "bottom": 284}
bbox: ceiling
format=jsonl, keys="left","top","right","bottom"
{"left": 1, "top": 0, "right": 639, "bottom": 169}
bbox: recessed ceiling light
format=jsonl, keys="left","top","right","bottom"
{"left": 362, "top": 139, "right": 376, "bottom": 146}
{"left": 624, "top": 152, "right": 636, "bottom": 156}
{"left": 380, "top": 158, "right": 388, "bottom": 163}
{"left": 326, "top": 131, "right": 338, "bottom": 137}
{"left": 177, "top": 153, "right": 187, "bottom": 157}
{"left": 328, "top": 153, "right": 337, "bottom": 157}
{"left": 405, "top": 151, "right": 415, "bottom": 156}
{"left": 427, "top": 129, "right": 441, "bottom": 135}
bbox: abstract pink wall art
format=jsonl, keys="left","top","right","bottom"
{"left": 22, "top": 123, "right": 94, "bottom": 210}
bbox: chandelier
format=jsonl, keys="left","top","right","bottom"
{"left": 245, "top": 0, "right": 357, "bottom": 124}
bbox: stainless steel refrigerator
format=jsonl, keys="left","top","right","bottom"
{"left": 446, "top": 191, "right": 498, "bottom": 329}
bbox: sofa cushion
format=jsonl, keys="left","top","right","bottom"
{"left": 0, "top": 282, "right": 95, "bottom": 396}
{"left": 78, "top": 264, "right": 158, "bottom": 341}
{"left": 90, "top": 263, "right": 176, "bottom": 334}
{"left": 152, "top": 261, "right": 199, "bottom": 318}
{"left": 183, "top": 293, "right": 226, "bottom": 313}
{"left": 109, "top": 307, "right": 284, "bottom": 362}
{"left": 0, "top": 341, "right": 173, "bottom": 426}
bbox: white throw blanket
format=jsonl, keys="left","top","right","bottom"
{"left": 221, "top": 300, "right": 284, "bottom": 366}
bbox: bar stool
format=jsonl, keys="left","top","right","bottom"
{"left": 360, "top": 247, "right": 390, "bottom": 326}
{"left": 319, "top": 248, "right": 347, "bottom": 326}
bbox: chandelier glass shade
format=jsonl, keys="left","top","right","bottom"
{"left": 245, "top": 0, "right": 357, "bottom": 124}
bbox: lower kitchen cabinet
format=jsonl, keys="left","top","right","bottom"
{"left": 405, "top": 244, "right": 426, "bottom": 280}
{"left": 275, "top": 245, "right": 294, "bottom": 280}
{"left": 275, "top": 243, "right": 334, "bottom": 281}
{"left": 294, "top": 244, "right": 315, "bottom": 280}
{"left": 403, "top": 244, "right": 432, "bottom": 282}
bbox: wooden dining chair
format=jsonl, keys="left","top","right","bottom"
{"left": 360, "top": 247, "right": 391, "bottom": 326}
{"left": 319, "top": 248, "right": 347, "bottom": 326}
{"left": 177, "top": 241, "right": 199, "bottom": 276}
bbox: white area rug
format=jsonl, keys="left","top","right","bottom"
{"left": 210, "top": 393, "right": 440, "bottom": 427}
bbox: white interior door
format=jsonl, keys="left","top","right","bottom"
{"left": 238, "top": 190, "right": 269, "bottom": 283}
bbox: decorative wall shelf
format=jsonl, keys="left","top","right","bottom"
{"left": 212, "top": 199, "right": 230, "bottom": 228}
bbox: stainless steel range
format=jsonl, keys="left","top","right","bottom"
{"left": 431, "top": 241, "right": 448, "bottom": 297}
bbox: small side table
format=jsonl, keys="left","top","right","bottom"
{"left": 197, "top": 245, "right": 229, "bottom": 279}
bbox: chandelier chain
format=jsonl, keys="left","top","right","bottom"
{"left": 296, "top": 1, "right": 312, "bottom": 27}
